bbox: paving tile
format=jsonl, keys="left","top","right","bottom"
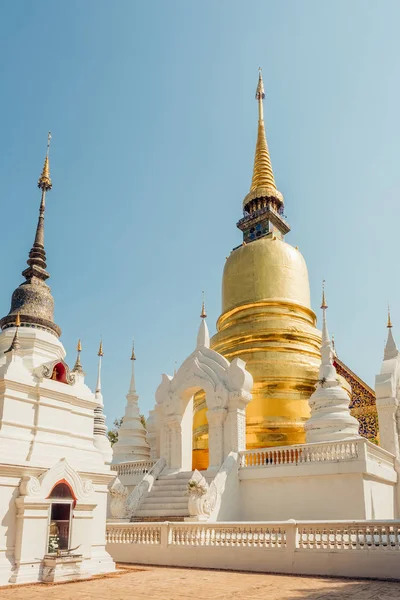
{"left": 1, "top": 565, "right": 400, "bottom": 599}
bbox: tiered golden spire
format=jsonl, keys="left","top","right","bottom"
{"left": 131, "top": 341, "right": 136, "bottom": 361}
{"left": 249, "top": 68, "right": 277, "bottom": 194}
{"left": 200, "top": 291, "right": 207, "bottom": 319}
{"left": 387, "top": 305, "right": 393, "bottom": 329}
{"left": 38, "top": 132, "right": 52, "bottom": 191}
{"left": 98, "top": 339, "right": 104, "bottom": 357}
{"left": 72, "top": 338, "right": 84, "bottom": 373}
{"left": 5, "top": 312, "right": 21, "bottom": 354}
{"left": 321, "top": 280, "right": 328, "bottom": 309}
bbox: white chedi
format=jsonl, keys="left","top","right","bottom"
{"left": 112, "top": 344, "right": 150, "bottom": 463}
{"left": 305, "top": 290, "right": 360, "bottom": 443}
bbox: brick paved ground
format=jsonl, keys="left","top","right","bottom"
{"left": 2, "top": 565, "right": 400, "bottom": 600}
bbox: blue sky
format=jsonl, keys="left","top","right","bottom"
{"left": 0, "top": 1, "right": 399, "bottom": 425}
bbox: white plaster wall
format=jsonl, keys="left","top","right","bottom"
{"left": 0, "top": 478, "right": 18, "bottom": 579}
{"left": 239, "top": 473, "right": 366, "bottom": 520}
{"left": 363, "top": 478, "right": 395, "bottom": 519}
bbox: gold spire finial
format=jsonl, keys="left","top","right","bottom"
{"left": 249, "top": 68, "right": 278, "bottom": 196}
{"left": 98, "top": 338, "right": 104, "bottom": 357}
{"left": 200, "top": 291, "right": 207, "bottom": 319}
{"left": 387, "top": 305, "right": 392, "bottom": 328}
{"left": 131, "top": 341, "right": 136, "bottom": 361}
{"left": 72, "top": 338, "right": 83, "bottom": 374}
{"left": 38, "top": 132, "right": 52, "bottom": 191}
{"left": 321, "top": 279, "right": 328, "bottom": 310}
{"left": 15, "top": 312, "right": 21, "bottom": 327}
{"left": 321, "top": 280, "right": 328, "bottom": 310}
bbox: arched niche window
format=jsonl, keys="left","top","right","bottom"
{"left": 49, "top": 482, "right": 74, "bottom": 499}
{"left": 47, "top": 481, "right": 75, "bottom": 554}
{"left": 51, "top": 362, "right": 68, "bottom": 384}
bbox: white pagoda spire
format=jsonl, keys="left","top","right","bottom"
{"left": 112, "top": 341, "right": 150, "bottom": 464}
{"left": 197, "top": 292, "right": 210, "bottom": 348}
{"left": 93, "top": 339, "right": 112, "bottom": 464}
{"left": 305, "top": 282, "right": 360, "bottom": 443}
{"left": 384, "top": 306, "right": 398, "bottom": 360}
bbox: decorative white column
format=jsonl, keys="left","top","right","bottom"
{"left": 112, "top": 344, "right": 150, "bottom": 464}
{"left": 93, "top": 340, "right": 113, "bottom": 464}
{"left": 376, "top": 310, "right": 400, "bottom": 458}
{"left": 305, "top": 284, "right": 360, "bottom": 443}
{"left": 207, "top": 408, "right": 227, "bottom": 469}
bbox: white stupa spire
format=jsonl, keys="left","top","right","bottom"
{"left": 305, "top": 282, "right": 360, "bottom": 443}
{"left": 93, "top": 339, "right": 112, "bottom": 464}
{"left": 112, "top": 341, "right": 150, "bottom": 464}
{"left": 384, "top": 306, "right": 398, "bottom": 361}
{"left": 197, "top": 292, "right": 210, "bottom": 348}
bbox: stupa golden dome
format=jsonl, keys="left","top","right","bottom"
{"left": 192, "top": 71, "right": 321, "bottom": 469}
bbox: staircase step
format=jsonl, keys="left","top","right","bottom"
{"left": 143, "top": 495, "right": 187, "bottom": 504}
{"left": 139, "top": 502, "right": 188, "bottom": 511}
{"left": 135, "top": 508, "right": 190, "bottom": 517}
{"left": 131, "top": 516, "right": 185, "bottom": 522}
{"left": 158, "top": 472, "right": 193, "bottom": 480}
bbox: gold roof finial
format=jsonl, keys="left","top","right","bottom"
{"left": 248, "top": 68, "right": 279, "bottom": 197}
{"left": 387, "top": 305, "right": 393, "bottom": 328}
{"left": 200, "top": 291, "right": 207, "bottom": 319}
{"left": 131, "top": 341, "right": 136, "bottom": 361}
{"left": 98, "top": 338, "right": 104, "bottom": 357}
{"left": 321, "top": 280, "right": 328, "bottom": 310}
{"left": 5, "top": 312, "right": 21, "bottom": 354}
{"left": 38, "top": 132, "right": 52, "bottom": 191}
{"left": 72, "top": 338, "right": 83, "bottom": 374}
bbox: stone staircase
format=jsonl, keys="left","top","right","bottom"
{"left": 132, "top": 470, "right": 213, "bottom": 522}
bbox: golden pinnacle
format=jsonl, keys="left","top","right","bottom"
{"left": 38, "top": 132, "right": 52, "bottom": 191}
{"left": 77, "top": 339, "right": 82, "bottom": 352}
{"left": 131, "top": 342, "right": 136, "bottom": 361}
{"left": 98, "top": 339, "right": 104, "bottom": 357}
{"left": 200, "top": 291, "right": 207, "bottom": 319}
{"left": 15, "top": 312, "right": 21, "bottom": 327}
{"left": 388, "top": 306, "right": 393, "bottom": 329}
{"left": 321, "top": 280, "right": 328, "bottom": 310}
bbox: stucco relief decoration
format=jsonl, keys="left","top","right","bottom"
{"left": 41, "top": 359, "right": 75, "bottom": 385}
{"left": 19, "top": 458, "right": 95, "bottom": 501}
{"left": 186, "top": 470, "right": 218, "bottom": 520}
{"left": 109, "top": 478, "right": 128, "bottom": 518}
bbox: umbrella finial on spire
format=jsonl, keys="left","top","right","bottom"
{"left": 200, "top": 291, "right": 207, "bottom": 319}
{"left": 387, "top": 305, "right": 393, "bottom": 329}
{"left": 321, "top": 280, "right": 328, "bottom": 310}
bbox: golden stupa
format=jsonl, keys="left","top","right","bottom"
{"left": 192, "top": 71, "right": 321, "bottom": 469}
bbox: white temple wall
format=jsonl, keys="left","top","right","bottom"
{"left": 239, "top": 469, "right": 395, "bottom": 521}
{"left": 0, "top": 477, "right": 18, "bottom": 579}
{"left": 0, "top": 383, "right": 106, "bottom": 471}
{"left": 362, "top": 477, "right": 395, "bottom": 519}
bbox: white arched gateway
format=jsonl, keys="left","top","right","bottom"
{"left": 152, "top": 317, "right": 253, "bottom": 471}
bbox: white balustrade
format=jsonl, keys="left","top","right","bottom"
{"left": 239, "top": 440, "right": 360, "bottom": 468}
{"left": 106, "top": 524, "right": 161, "bottom": 545}
{"left": 298, "top": 522, "right": 400, "bottom": 550}
{"left": 106, "top": 520, "right": 400, "bottom": 579}
{"left": 111, "top": 460, "right": 157, "bottom": 477}
{"left": 169, "top": 524, "right": 286, "bottom": 548}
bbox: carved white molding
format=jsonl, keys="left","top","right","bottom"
{"left": 109, "top": 477, "right": 128, "bottom": 518}
{"left": 126, "top": 457, "right": 166, "bottom": 517}
{"left": 39, "top": 359, "right": 75, "bottom": 385}
{"left": 187, "top": 470, "right": 218, "bottom": 520}
{"left": 153, "top": 322, "right": 253, "bottom": 469}
{"left": 19, "top": 458, "right": 95, "bottom": 501}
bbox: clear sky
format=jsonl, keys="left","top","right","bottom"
{"left": 0, "top": 1, "right": 399, "bottom": 426}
